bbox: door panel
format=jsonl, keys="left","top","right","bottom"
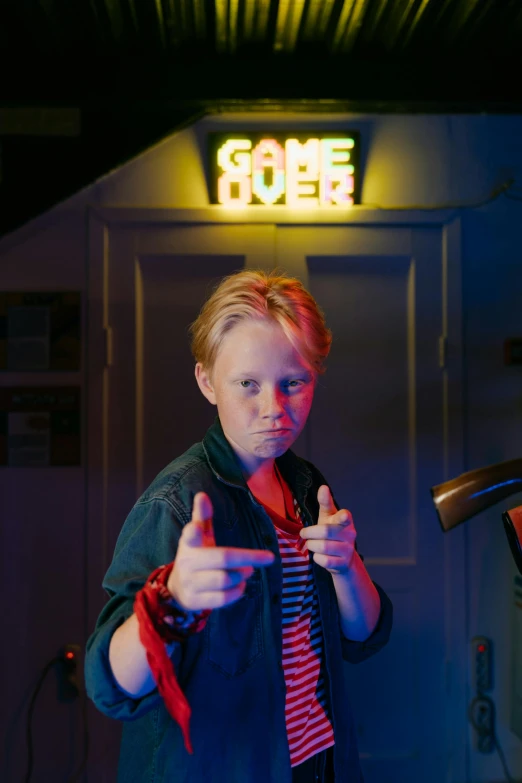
{"left": 137, "top": 252, "right": 241, "bottom": 491}
{"left": 133, "top": 224, "right": 275, "bottom": 492}
{"left": 108, "top": 224, "right": 275, "bottom": 546}
{"left": 307, "top": 252, "right": 413, "bottom": 560}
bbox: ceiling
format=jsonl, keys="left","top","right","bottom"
{"left": 1, "top": 0, "right": 521, "bottom": 106}
{"left": 0, "top": 0, "right": 521, "bottom": 237}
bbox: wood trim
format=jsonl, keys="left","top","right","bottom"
{"left": 88, "top": 205, "right": 459, "bottom": 227}
{"left": 85, "top": 206, "right": 122, "bottom": 782}
{"left": 442, "top": 216, "right": 468, "bottom": 782}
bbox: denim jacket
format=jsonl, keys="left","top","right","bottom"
{"left": 85, "top": 415, "right": 393, "bottom": 782}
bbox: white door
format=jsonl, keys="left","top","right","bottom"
{"left": 87, "top": 217, "right": 465, "bottom": 783}
{"left": 275, "top": 225, "right": 463, "bottom": 783}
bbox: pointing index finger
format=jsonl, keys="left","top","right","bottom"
{"left": 301, "top": 520, "right": 356, "bottom": 538}
{"left": 191, "top": 546, "right": 276, "bottom": 571}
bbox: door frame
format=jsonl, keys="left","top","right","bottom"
{"left": 86, "top": 205, "right": 467, "bottom": 782}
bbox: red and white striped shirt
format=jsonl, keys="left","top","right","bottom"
{"left": 253, "top": 464, "right": 335, "bottom": 767}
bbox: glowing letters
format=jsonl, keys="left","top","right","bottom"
{"left": 214, "top": 135, "right": 357, "bottom": 207}
{"left": 217, "top": 139, "right": 252, "bottom": 206}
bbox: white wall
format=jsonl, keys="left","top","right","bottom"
{"left": 0, "top": 211, "right": 89, "bottom": 782}
{"left": 463, "top": 190, "right": 522, "bottom": 782}
{"left": 1, "top": 112, "right": 521, "bottom": 782}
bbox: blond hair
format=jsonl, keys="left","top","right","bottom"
{"left": 188, "top": 268, "right": 332, "bottom": 386}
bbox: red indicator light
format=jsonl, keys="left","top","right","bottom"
{"left": 65, "top": 651, "right": 75, "bottom": 659}
{"left": 477, "top": 644, "right": 486, "bottom": 653}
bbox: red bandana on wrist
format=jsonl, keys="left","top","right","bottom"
{"left": 134, "top": 562, "right": 211, "bottom": 754}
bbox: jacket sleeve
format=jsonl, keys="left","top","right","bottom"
{"left": 306, "top": 460, "right": 394, "bottom": 664}
{"left": 84, "top": 496, "right": 186, "bottom": 721}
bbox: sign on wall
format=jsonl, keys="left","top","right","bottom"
{"left": 209, "top": 132, "right": 360, "bottom": 208}
{"left": 0, "top": 292, "right": 81, "bottom": 371}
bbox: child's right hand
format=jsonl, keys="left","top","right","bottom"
{"left": 167, "top": 491, "right": 275, "bottom": 611}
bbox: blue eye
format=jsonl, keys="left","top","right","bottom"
{"left": 239, "top": 380, "right": 302, "bottom": 389}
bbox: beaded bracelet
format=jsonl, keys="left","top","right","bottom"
{"left": 141, "top": 562, "right": 212, "bottom": 644}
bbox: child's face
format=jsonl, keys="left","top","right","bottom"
{"left": 195, "top": 317, "right": 317, "bottom": 480}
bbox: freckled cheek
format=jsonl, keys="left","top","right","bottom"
{"left": 289, "top": 397, "right": 313, "bottom": 424}
{"left": 226, "top": 396, "right": 251, "bottom": 417}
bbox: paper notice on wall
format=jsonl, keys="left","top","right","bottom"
{"left": 8, "top": 411, "right": 50, "bottom": 466}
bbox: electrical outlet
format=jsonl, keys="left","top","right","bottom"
{"left": 57, "top": 643, "right": 81, "bottom": 702}
{"left": 471, "top": 636, "right": 493, "bottom": 692}
{"left": 470, "top": 695, "right": 495, "bottom": 754}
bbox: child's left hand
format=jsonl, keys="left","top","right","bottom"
{"left": 299, "top": 485, "right": 357, "bottom": 576}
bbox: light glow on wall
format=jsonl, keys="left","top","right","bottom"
{"left": 210, "top": 132, "right": 360, "bottom": 207}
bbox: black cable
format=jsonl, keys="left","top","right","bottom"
{"left": 24, "top": 653, "right": 89, "bottom": 783}
{"left": 67, "top": 686, "right": 90, "bottom": 783}
{"left": 493, "top": 734, "right": 521, "bottom": 783}
{"left": 24, "top": 656, "right": 60, "bottom": 783}
{"left": 468, "top": 696, "right": 522, "bottom": 783}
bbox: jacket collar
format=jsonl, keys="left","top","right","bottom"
{"left": 202, "top": 415, "right": 312, "bottom": 494}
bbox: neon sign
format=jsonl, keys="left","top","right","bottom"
{"left": 209, "top": 132, "right": 360, "bottom": 208}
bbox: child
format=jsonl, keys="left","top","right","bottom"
{"left": 85, "top": 268, "right": 393, "bottom": 783}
